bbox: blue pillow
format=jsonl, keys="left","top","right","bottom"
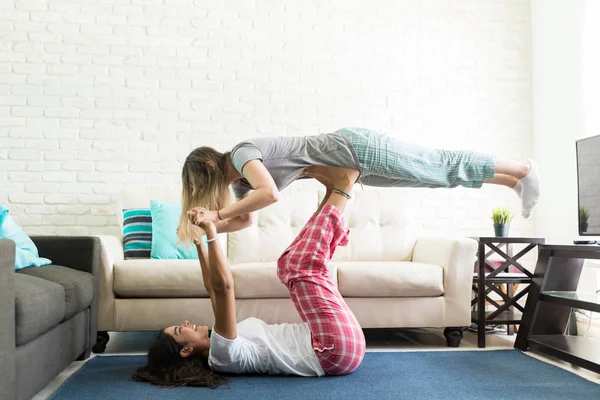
{"left": 150, "top": 200, "right": 199, "bottom": 260}
{"left": 0, "top": 203, "right": 52, "bottom": 270}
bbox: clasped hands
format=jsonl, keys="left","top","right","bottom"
{"left": 187, "top": 207, "right": 219, "bottom": 227}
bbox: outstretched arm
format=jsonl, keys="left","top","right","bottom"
{"left": 195, "top": 239, "right": 217, "bottom": 315}
{"left": 199, "top": 220, "right": 237, "bottom": 340}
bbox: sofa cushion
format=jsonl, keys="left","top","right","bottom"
{"left": 114, "top": 259, "right": 210, "bottom": 298}
{"left": 227, "top": 189, "right": 318, "bottom": 264}
{"left": 18, "top": 265, "right": 94, "bottom": 319}
{"left": 231, "top": 262, "right": 338, "bottom": 299}
{"left": 14, "top": 273, "right": 65, "bottom": 346}
{"left": 328, "top": 189, "right": 422, "bottom": 263}
{"left": 227, "top": 188, "right": 423, "bottom": 265}
{"left": 336, "top": 261, "right": 444, "bottom": 297}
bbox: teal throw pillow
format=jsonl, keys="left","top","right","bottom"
{"left": 123, "top": 208, "right": 152, "bottom": 259}
{"left": 150, "top": 200, "right": 199, "bottom": 260}
{"left": 0, "top": 203, "right": 52, "bottom": 270}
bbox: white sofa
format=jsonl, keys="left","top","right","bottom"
{"left": 95, "top": 185, "right": 477, "bottom": 351}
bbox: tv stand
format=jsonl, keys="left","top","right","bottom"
{"left": 573, "top": 240, "right": 600, "bottom": 245}
{"left": 514, "top": 245, "right": 600, "bottom": 373}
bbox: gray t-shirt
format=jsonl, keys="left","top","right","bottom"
{"left": 230, "top": 130, "right": 360, "bottom": 199}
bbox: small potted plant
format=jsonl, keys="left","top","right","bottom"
{"left": 491, "top": 207, "right": 514, "bottom": 237}
{"left": 579, "top": 206, "right": 590, "bottom": 233}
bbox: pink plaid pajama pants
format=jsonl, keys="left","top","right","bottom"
{"left": 277, "top": 205, "right": 366, "bottom": 375}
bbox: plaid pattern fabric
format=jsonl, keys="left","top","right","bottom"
{"left": 339, "top": 127, "right": 496, "bottom": 189}
{"left": 277, "top": 205, "right": 366, "bottom": 376}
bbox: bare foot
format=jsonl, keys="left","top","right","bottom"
{"left": 304, "top": 166, "right": 359, "bottom": 215}
{"left": 304, "top": 166, "right": 359, "bottom": 191}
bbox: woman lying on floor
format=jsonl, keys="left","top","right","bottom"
{"left": 133, "top": 167, "right": 365, "bottom": 388}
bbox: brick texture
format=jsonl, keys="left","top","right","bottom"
{"left": 0, "top": 0, "right": 533, "bottom": 237}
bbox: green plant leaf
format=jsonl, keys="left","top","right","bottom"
{"left": 579, "top": 206, "right": 590, "bottom": 224}
{"left": 491, "top": 207, "right": 515, "bottom": 224}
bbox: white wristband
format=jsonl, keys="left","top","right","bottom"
{"left": 206, "top": 237, "right": 218, "bottom": 243}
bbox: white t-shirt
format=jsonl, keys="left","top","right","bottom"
{"left": 208, "top": 317, "right": 325, "bottom": 377}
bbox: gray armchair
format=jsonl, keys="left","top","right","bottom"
{"left": 0, "top": 236, "right": 100, "bottom": 400}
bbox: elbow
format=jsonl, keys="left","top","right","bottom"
{"left": 267, "top": 189, "right": 280, "bottom": 204}
{"left": 240, "top": 213, "right": 255, "bottom": 229}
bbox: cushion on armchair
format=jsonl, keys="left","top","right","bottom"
{"left": 0, "top": 203, "right": 51, "bottom": 270}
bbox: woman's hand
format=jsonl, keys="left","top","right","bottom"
{"left": 198, "top": 219, "right": 217, "bottom": 235}
{"left": 187, "top": 207, "right": 219, "bottom": 226}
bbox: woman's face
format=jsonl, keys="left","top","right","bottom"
{"left": 164, "top": 320, "right": 210, "bottom": 357}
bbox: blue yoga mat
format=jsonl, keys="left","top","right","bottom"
{"left": 50, "top": 350, "right": 599, "bottom": 400}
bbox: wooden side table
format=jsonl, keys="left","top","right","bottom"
{"left": 515, "top": 244, "right": 600, "bottom": 373}
{"left": 471, "top": 237, "right": 545, "bottom": 348}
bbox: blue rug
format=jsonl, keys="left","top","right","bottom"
{"left": 50, "top": 350, "right": 599, "bottom": 400}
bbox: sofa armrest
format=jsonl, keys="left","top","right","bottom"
{"left": 97, "top": 235, "right": 124, "bottom": 332}
{"left": 30, "top": 236, "right": 101, "bottom": 276}
{"left": 412, "top": 236, "right": 478, "bottom": 310}
{"left": 0, "top": 239, "right": 16, "bottom": 400}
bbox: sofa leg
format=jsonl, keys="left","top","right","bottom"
{"left": 77, "top": 348, "right": 92, "bottom": 361}
{"left": 444, "top": 327, "right": 464, "bottom": 347}
{"left": 92, "top": 331, "right": 110, "bottom": 354}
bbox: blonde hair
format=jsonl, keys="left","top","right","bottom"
{"left": 178, "top": 147, "right": 231, "bottom": 244}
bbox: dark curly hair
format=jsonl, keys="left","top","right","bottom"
{"left": 132, "top": 330, "right": 228, "bottom": 389}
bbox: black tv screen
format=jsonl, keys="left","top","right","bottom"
{"left": 576, "top": 134, "right": 600, "bottom": 236}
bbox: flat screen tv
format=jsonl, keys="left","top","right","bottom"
{"left": 576, "top": 134, "right": 600, "bottom": 236}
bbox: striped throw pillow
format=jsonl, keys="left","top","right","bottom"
{"left": 123, "top": 209, "right": 152, "bottom": 259}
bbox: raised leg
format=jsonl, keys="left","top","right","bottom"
{"left": 277, "top": 167, "right": 364, "bottom": 375}
{"left": 486, "top": 159, "right": 540, "bottom": 218}
{"left": 484, "top": 173, "right": 518, "bottom": 188}
{"left": 489, "top": 159, "right": 530, "bottom": 180}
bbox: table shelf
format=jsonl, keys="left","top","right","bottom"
{"left": 473, "top": 274, "right": 532, "bottom": 284}
{"left": 515, "top": 244, "right": 600, "bottom": 374}
{"left": 471, "top": 310, "right": 523, "bottom": 324}
{"left": 539, "top": 291, "right": 600, "bottom": 313}
{"left": 528, "top": 335, "right": 600, "bottom": 374}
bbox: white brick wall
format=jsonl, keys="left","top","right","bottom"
{"left": 1, "top": 0, "right": 533, "bottom": 239}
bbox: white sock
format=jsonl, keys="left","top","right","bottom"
{"left": 517, "top": 160, "right": 540, "bottom": 218}
{"left": 513, "top": 180, "right": 522, "bottom": 196}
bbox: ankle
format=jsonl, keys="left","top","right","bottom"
{"left": 332, "top": 188, "right": 352, "bottom": 199}
{"left": 517, "top": 161, "right": 531, "bottom": 180}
